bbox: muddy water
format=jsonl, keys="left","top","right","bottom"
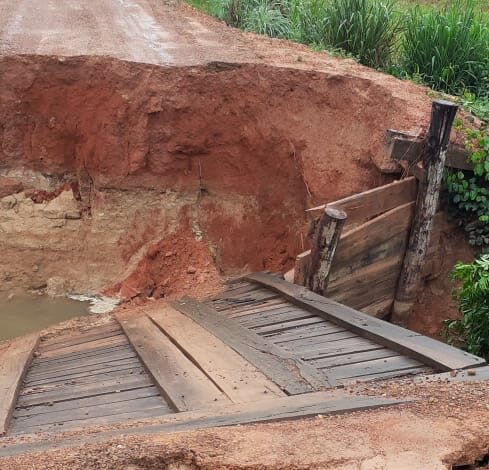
{"left": 0, "top": 296, "right": 90, "bottom": 341}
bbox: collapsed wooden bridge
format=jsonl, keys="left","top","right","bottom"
{"left": 0, "top": 273, "right": 486, "bottom": 451}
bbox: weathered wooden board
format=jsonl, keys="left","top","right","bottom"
{"left": 389, "top": 135, "right": 473, "bottom": 171}
{"left": 307, "top": 177, "right": 417, "bottom": 231}
{"left": 330, "top": 202, "right": 414, "bottom": 271}
{"left": 0, "top": 391, "right": 410, "bottom": 457}
{"left": 18, "top": 376, "right": 155, "bottom": 407}
{"left": 147, "top": 306, "right": 285, "bottom": 403}
{"left": 245, "top": 273, "right": 486, "bottom": 371}
{"left": 173, "top": 297, "right": 334, "bottom": 392}
{"left": 117, "top": 313, "right": 229, "bottom": 412}
{"left": 311, "top": 348, "right": 400, "bottom": 369}
{"left": 11, "top": 396, "right": 168, "bottom": 433}
{"left": 328, "top": 355, "right": 423, "bottom": 380}
{"left": 0, "top": 334, "right": 40, "bottom": 435}
{"left": 37, "top": 335, "right": 128, "bottom": 359}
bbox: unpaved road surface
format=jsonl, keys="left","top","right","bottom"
{"left": 0, "top": 0, "right": 254, "bottom": 65}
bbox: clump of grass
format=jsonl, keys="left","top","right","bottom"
{"left": 401, "top": 0, "right": 489, "bottom": 96}
{"left": 243, "top": 1, "right": 290, "bottom": 38}
{"left": 321, "top": 0, "right": 400, "bottom": 69}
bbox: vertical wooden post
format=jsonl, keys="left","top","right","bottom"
{"left": 308, "top": 207, "right": 347, "bottom": 295}
{"left": 392, "top": 99, "right": 458, "bottom": 326}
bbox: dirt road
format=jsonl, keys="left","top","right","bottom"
{"left": 0, "top": 0, "right": 253, "bottom": 65}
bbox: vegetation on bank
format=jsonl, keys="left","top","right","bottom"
{"left": 445, "top": 254, "right": 489, "bottom": 359}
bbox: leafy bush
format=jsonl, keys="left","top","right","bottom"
{"left": 445, "top": 254, "right": 489, "bottom": 359}
{"left": 321, "top": 0, "right": 399, "bottom": 68}
{"left": 445, "top": 115, "right": 489, "bottom": 251}
{"left": 401, "top": 0, "right": 489, "bottom": 95}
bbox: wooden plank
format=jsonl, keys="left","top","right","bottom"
{"left": 245, "top": 273, "right": 486, "bottom": 371}
{"left": 225, "top": 299, "right": 290, "bottom": 318}
{"left": 24, "top": 358, "right": 143, "bottom": 387}
{"left": 5, "top": 392, "right": 410, "bottom": 451}
{"left": 311, "top": 348, "right": 400, "bottom": 369}
{"left": 241, "top": 309, "right": 314, "bottom": 329}
{"left": 32, "top": 343, "right": 131, "bottom": 366}
{"left": 15, "top": 386, "right": 163, "bottom": 418}
{"left": 300, "top": 337, "right": 383, "bottom": 361}
{"left": 264, "top": 323, "right": 345, "bottom": 342}
{"left": 18, "top": 376, "right": 155, "bottom": 407}
{"left": 37, "top": 335, "right": 128, "bottom": 359}
{"left": 173, "top": 298, "right": 334, "bottom": 392}
{"left": 38, "top": 323, "right": 121, "bottom": 348}
{"left": 340, "top": 367, "right": 430, "bottom": 383}
{"left": 329, "top": 355, "right": 423, "bottom": 380}
{"left": 327, "top": 255, "right": 403, "bottom": 310}
{"left": 147, "top": 306, "right": 285, "bottom": 403}
{"left": 26, "top": 349, "right": 138, "bottom": 378}
{"left": 117, "top": 313, "right": 229, "bottom": 411}
{"left": 389, "top": 135, "right": 473, "bottom": 171}
{"left": 38, "top": 330, "right": 125, "bottom": 353}
{"left": 330, "top": 202, "right": 414, "bottom": 271}
{"left": 360, "top": 297, "right": 395, "bottom": 319}
{"left": 0, "top": 333, "right": 39, "bottom": 435}
{"left": 306, "top": 177, "right": 417, "bottom": 229}
{"left": 295, "top": 202, "right": 414, "bottom": 289}
{"left": 252, "top": 318, "right": 326, "bottom": 336}
{"left": 279, "top": 331, "right": 359, "bottom": 352}
{"left": 11, "top": 396, "right": 168, "bottom": 431}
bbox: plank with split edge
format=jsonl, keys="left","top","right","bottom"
{"left": 147, "top": 306, "right": 284, "bottom": 403}
{"left": 116, "top": 313, "right": 229, "bottom": 411}
{"left": 244, "top": 273, "right": 486, "bottom": 371}
{"left": 0, "top": 333, "right": 40, "bottom": 435}
{"left": 39, "top": 330, "right": 125, "bottom": 353}
{"left": 173, "top": 297, "right": 335, "bottom": 392}
{"left": 0, "top": 391, "right": 410, "bottom": 456}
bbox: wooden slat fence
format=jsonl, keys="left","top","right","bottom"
{"left": 293, "top": 177, "right": 445, "bottom": 318}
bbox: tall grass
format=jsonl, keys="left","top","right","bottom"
{"left": 190, "top": 0, "right": 489, "bottom": 98}
{"left": 322, "top": 0, "right": 399, "bottom": 68}
{"left": 401, "top": 0, "right": 489, "bottom": 95}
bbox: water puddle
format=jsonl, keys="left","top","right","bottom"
{"left": 0, "top": 296, "right": 90, "bottom": 341}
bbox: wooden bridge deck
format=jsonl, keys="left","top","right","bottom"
{"left": 10, "top": 322, "right": 172, "bottom": 435}
{"left": 0, "top": 273, "right": 486, "bottom": 441}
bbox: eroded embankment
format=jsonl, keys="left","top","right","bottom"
{"left": 0, "top": 55, "right": 430, "bottom": 300}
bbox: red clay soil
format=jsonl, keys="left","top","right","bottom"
{"left": 0, "top": 0, "right": 468, "bottom": 332}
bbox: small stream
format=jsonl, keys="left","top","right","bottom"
{"left": 0, "top": 296, "right": 91, "bottom": 341}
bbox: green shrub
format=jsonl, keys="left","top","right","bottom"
{"left": 445, "top": 113, "right": 489, "bottom": 251}
{"left": 445, "top": 254, "right": 489, "bottom": 359}
{"left": 401, "top": 0, "right": 489, "bottom": 95}
{"left": 243, "top": 1, "right": 291, "bottom": 38}
{"left": 321, "top": 0, "right": 400, "bottom": 68}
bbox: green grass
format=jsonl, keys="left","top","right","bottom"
{"left": 187, "top": 0, "right": 489, "bottom": 98}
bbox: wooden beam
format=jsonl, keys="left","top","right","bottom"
{"left": 116, "top": 313, "right": 229, "bottom": 412}
{"left": 147, "top": 305, "right": 285, "bottom": 403}
{"left": 392, "top": 100, "right": 459, "bottom": 326}
{"left": 0, "top": 391, "right": 410, "bottom": 458}
{"left": 173, "top": 298, "right": 335, "bottom": 392}
{"left": 244, "top": 273, "right": 486, "bottom": 371}
{"left": 0, "top": 333, "right": 40, "bottom": 435}
{"left": 308, "top": 207, "right": 347, "bottom": 295}
{"left": 389, "top": 135, "right": 473, "bottom": 171}
{"left": 306, "top": 177, "right": 418, "bottom": 230}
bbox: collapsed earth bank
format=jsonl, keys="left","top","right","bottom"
{"left": 1, "top": 54, "right": 455, "bottom": 308}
